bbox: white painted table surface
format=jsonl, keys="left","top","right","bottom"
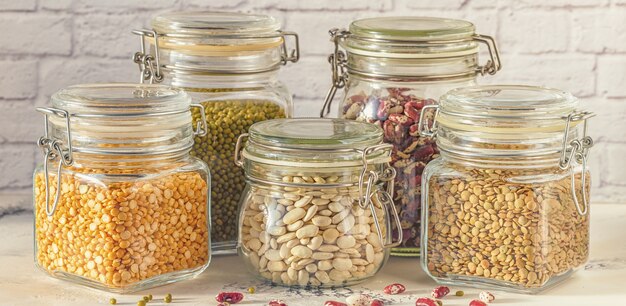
{"left": 1, "top": 204, "right": 625, "bottom": 306}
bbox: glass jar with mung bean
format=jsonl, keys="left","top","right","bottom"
{"left": 420, "top": 85, "right": 594, "bottom": 293}
{"left": 132, "top": 11, "right": 298, "bottom": 253}
{"left": 34, "top": 84, "right": 211, "bottom": 293}
{"left": 235, "top": 119, "right": 402, "bottom": 287}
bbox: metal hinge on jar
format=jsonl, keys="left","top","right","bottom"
{"left": 132, "top": 29, "right": 300, "bottom": 84}
{"left": 36, "top": 107, "right": 74, "bottom": 216}
{"left": 559, "top": 111, "right": 595, "bottom": 216}
{"left": 234, "top": 134, "right": 402, "bottom": 248}
{"left": 320, "top": 30, "right": 502, "bottom": 118}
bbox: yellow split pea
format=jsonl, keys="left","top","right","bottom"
{"left": 34, "top": 166, "right": 209, "bottom": 288}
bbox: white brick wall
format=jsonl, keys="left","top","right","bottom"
{"left": 0, "top": 0, "right": 624, "bottom": 209}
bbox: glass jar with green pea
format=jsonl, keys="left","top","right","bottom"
{"left": 133, "top": 11, "right": 298, "bottom": 253}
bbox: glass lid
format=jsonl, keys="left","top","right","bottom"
{"left": 342, "top": 16, "right": 478, "bottom": 57}
{"left": 152, "top": 11, "right": 282, "bottom": 37}
{"left": 243, "top": 118, "right": 389, "bottom": 166}
{"left": 438, "top": 85, "right": 578, "bottom": 126}
{"left": 249, "top": 118, "right": 382, "bottom": 149}
{"left": 433, "top": 85, "right": 593, "bottom": 164}
{"left": 350, "top": 16, "right": 475, "bottom": 42}
{"left": 47, "top": 83, "right": 195, "bottom": 156}
{"left": 52, "top": 83, "right": 190, "bottom": 116}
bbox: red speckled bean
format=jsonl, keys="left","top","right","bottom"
{"left": 431, "top": 286, "right": 450, "bottom": 299}
{"left": 324, "top": 301, "right": 348, "bottom": 306}
{"left": 479, "top": 291, "right": 495, "bottom": 303}
{"left": 469, "top": 300, "right": 487, "bottom": 306}
{"left": 415, "top": 297, "right": 438, "bottom": 306}
{"left": 215, "top": 292, "right": 244, "bottom": 304}
{"left": 268, "top": 299, "right": 288, "bottom": 306}
{"left": 370, "top": 300, "right": 384, "bottom": 306}
{"left": 383, "top": 283, "right": 406, "bottom": 295}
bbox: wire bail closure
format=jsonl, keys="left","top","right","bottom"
{"left": 190, "top": 103, "right": 208, "bottom": 137}
{"left": 132, "top": 29, "right": 164, "bottom": 84}
{"left": 356, "top": 143, "right": 402, "bottom": 248}
{"left": 132, "top": 29, "right": 300, "bottom": 84}
{"left": 36, "top": 107, "right": 74, "bottom": 217}
{"left": 320, "top": 28, "right": 349, "bottom": 118}
{"left": 558, "top": 111, "right": 594, "bottom": 216}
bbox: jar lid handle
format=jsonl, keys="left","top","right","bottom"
{"left": 36, "top": 107, "right": 74, "bottom": 216}
{"left": 559, "top": 111, "right": 594, "bottom": 216}
{"left": 132, "top": 29, "right": 164, "bottom": 84}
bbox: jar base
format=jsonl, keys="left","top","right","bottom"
{"left": 428, "top": 269, "right": 576, "bottom": 294}
{"left": 212, "top": 241, "right": 238, "bottom": 255}
{"left": 390, "top": 247, "right": 421, "bottom": 257}
{"left": 35, "top": 260, "right": 210, "bottom": 294}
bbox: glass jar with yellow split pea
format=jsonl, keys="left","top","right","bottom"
{"left": 34, "top": 83, "right": 211, "bottom": 293}
{"left": 132, "top": 12, "right": 299, "bottom": 252}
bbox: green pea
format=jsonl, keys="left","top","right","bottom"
{"left": 109, "top": 298, "right": 117, "bottom": 305}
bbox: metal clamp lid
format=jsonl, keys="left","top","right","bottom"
{"left": 234, "top": 134, "right": 402, "bottom": 248}
{"left": 132, "top": 29, "right": 300, "bottom": 84}
{"left": 35, "top": 102, "right": 207, "bottom": 216}
{"left": 420, "top": 105, "right": 595, "bottom": 217}
{"left": 319, "top": 29, "right": 501, "bottom": 118}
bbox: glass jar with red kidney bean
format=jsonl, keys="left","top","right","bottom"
{"left": 321, "top": 17, "right": 502, "bottom": 256}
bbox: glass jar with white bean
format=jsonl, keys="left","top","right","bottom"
{"left": 235, "top": 118, "right": 402, "bottom": 287}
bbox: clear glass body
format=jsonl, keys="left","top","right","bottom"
{"left": 146, "top": 11, "right": 297, "bottom": 252}
{"left": 166, "top": 72, "right": 292, "bottom": 252}
{"left": 339, "top": 54, "right": 478, "bottom": 255}
{"left": 419, "top": 86, "right": 592, "bottom": 293}
{"left": 33, "top": 155, "right": 211, "bottom": 293}
{"left": 421, "top": 157, "right": 590, "bottom": 293}
{"left": 238, "top": 164, "right": 390, "bottom": 287}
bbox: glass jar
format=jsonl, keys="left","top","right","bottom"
{"left": 132, "top": 11, "right": 299, "bottom": 252}
{"left": 33, "top": 84, "right": 211, "bottom": 293}
{"left": 321, "top": 17, "right": 502, "bottom": 256}
{"left": 234, "top": 119, "right": 402, "bottom": 287}
{"left": 420, "top": 85, "right": 594, "bottom": 293}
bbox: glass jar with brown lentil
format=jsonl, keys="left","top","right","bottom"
{"left": 321, "top": 17, "right": 501, "bottom": 257}
{"left": 420, "top": 85, "right": 594, "bottom": 293}
{"left": 34, "top": 84, "right": 210, "bottom": 293}
{"left": 132, "top": 12, "right": 297, "bottom": 252}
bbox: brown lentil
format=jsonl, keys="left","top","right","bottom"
{"left": 34, "top": 166, "right": 209, "bottom": 289}
{"left": 190, "top": 98, "right": 286, "bottom": 244}
{"left": 425, "top": 167, "right": 590, "bottom": 288}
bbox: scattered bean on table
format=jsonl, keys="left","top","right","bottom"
{"left": 469, "top": 300, "right": 487, "bottom": 306}
{"left": 215, "top": 292, "right": 244, "bottom": 304}
{"left": 268, "top": 299, "right": 288, "bottom": 306}
{"left": 346, "top": 293, "right": 371, "bottom": 306}
{"left": 415, "top": 297, "right": 438, "bottom": 306}
{"left": 478, "top": 291, "right": 495, "bottom": 303}
{"left": 370, "top": 300, "right": 384, "bottom": 306}
{"left": 431, "top": 286, "right": 450, "bottom": 299}
{"left": 383, "top": 283, "right": 406, "bottom": 295}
